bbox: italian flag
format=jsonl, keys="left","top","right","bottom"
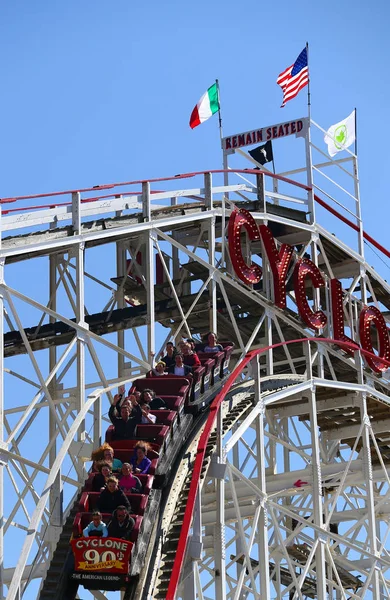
{"left": 189, "top": 83, "right": 219, "bottom": 129}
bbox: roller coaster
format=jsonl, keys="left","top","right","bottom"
{"left": 2, "top": 115, "right": 390, "bottom": 600}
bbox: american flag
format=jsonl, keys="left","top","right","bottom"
{"left": 277, "top": 48, "right": 309, "bottom": 108}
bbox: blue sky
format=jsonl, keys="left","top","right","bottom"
{"left": 1, "top": 0, "right": 389, "bottom": 272}
{"left": 1, "top": 0, "right": 390, "bottom": 597}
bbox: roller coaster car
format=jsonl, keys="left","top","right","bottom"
{"left": 79, "top": 491, "right": 148, "bottom": 515}
{"left": 195, "top": 342, "right": 235, "bottom": 379}
{"left": 84, "top": 473, "right": 154, "bottom": 495}
{"left": 197, "top": 358, "right": 214, "bottom": 393}
{"left": 105, "top": 423, "right": 169, "bottom": 449}
{"left": 131, "top": 377, "right": 191, "bottom": 401}
{"left": 149, "top": 409, "right": 177, "bottom": 428}
{"left": 72, "top": 512, "right": 143, "bottom": 542}
{"left": 220, "top": 342, "right": 235, "bottom": 376}
{"left": 197, "top": 351, "right": 225, "bottom": 385}
{"left": 101, "top": 441, "right": 160, "bottom": 473}
{"left": 130, "top": 376, "right": 191, "bottom": 420}
{"left": 146, "top": 367, "right": 206, "bottom": 403}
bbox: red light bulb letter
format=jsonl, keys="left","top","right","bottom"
{"left": 330, "top": 279, "right": 355, "bottom": 354}
{"left": 259, "top": 224, "right": 293, "bottom": 309}
{"left": 294, "top": 258, "right": 327, "bottom": 330}
{"left": 227, "top": 208, "right": 262, "bottom": 285}
{"left": 359, "top": 305, "right": 390, "bottom": 373}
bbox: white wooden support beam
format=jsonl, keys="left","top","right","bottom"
{"left": 215, "top": 407, "right": 226, "bottom": 600}
{"left": 253, "top": 355, "right": 271, "bottom": 599}
{"left": 325, "top": 417, "right": 390, "bottom": 441}
{"left": 0, "top": 255, "right": 4, "bottom": 600}
{"left": 143, "top": 181, "right": 155, "bottom": 365}
{"left": 205, "top": 172, "right": 217, "bottom": 335}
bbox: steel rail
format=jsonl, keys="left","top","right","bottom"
{"left": 166, "top": 336, "right": 390, "bottom": 599}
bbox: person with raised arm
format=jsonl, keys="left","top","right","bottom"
{"left": 152, "top": 360, "right": 168, "bottom": 376}
{"left": 140, "top": 401, "right": 157, "bottom": 424}
{"left": 108, "top": 393, "right": 142, "bottom": 440}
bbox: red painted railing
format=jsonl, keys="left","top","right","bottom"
{"left": 166, "top": 337, "right": 390, "bottom": 599}
{"left": 314, "top": 193, "right": 390, "bottom": 260}
{"left": 1, "top": 168, "right": 388, "bottom": 261}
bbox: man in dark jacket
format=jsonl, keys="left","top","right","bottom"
{"left": 168, "top": 353, "right": 193, "bottom": 377}
{"left": 107, "top": 505, "right": 135, "bottom": 540}
{"left": 109, "top": 395, "right": 142, "bottom": 440}
{"left": 98, "top": 477, "right": 131, "bottom": 513}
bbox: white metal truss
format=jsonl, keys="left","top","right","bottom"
{"left": 177, "top": 350, "right": 390, "bottom": 600}
{"left": 0, "top": 117, "right": 389, "bottom": 600}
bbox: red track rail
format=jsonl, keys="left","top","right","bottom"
{"left": 166, "top": 337, "right": 390, "bottom": 599}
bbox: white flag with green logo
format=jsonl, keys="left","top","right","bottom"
{"left": 324, "top": 110, "right": 356, "bottom": 157}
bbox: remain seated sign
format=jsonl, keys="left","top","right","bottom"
{"left": 71, "top": 537, "right": 133, "bottom": 574}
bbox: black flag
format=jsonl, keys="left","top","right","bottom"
{"left": 248, "top": 140, "right": 273, "bottom": 166}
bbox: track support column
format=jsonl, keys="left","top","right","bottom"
{"left": 355, "top": 351, "right": 381, "bottom": 598}
{"left": 143, "top": 182, "right": 155, "bottom": 365}
{"left": 305, "top": 342, "right": 327, "bottom": 600}
{"left": 116, "top": 240, "right": 127, "bottom": 377}
{"left": 253, "top": 354, "right": 271, "bottom": 598}
{"left": 205, "top": 172, "right": 217, "bottom": 335}
{"left": 183, "top": 488, "right": 203, "bottom": 600}
{"left": 48, "top": 251, "right": 63, "bottom": 555}
{"left": 73, "top": 192, "right": 88, "bottom": 482}
{"left": 0, "top": 253, "right": 4, "bottom": 600}
{"left": 214, "top": 407, "right": 226, "bottom": 600}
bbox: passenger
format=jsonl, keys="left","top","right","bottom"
{"left": 203, "top": 332, "right": 223, "bottom": 353}
{"left": 107, "top": 506, "right": 135, "bottom": 540}
{"left": 181, "top": 342, "right": 201, "bottom": 368}
{"left": 108, "top": 394, "right": 142, "bottom": 441}
{"left": 83, "top": 511, "right": 108, "bottom": 537}
{"left": 161, "top": 342, "right": 177, "bottom": 369}
{"left": 92, "top": 462, "right": 112, "bottom": 492}
{"left": 90, "top": 442, "right": 122, "bottom": 472}
{"left": 140, "top": 401, "right": 157, "bottom": 424}
{"left": 140, "top": 388, "right": 166, "bottom": 410}
{"left": 102, "top": 447, "right": 123, "bottom": 473}
{"left": 118, "top": 463, "right": 142, "bottom": 493}
{"left": 133, "top": 390, "right": 141, "bottom": 403}
{"left": 130, "top": 442, "right": 152, "bottom": 474}
{"left": 98, "top": 477, "right": 131, "bottom": 513}
{"left": 168, "top": 353, "right": 193, "bottom": 377}
{"left": 152, "top": 360, "right": 168, "bottom": 376}
{"left": 187, "top": 338, "right": 198, "bottom": 351}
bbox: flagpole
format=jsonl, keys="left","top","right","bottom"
{"left": 306, "top": 41, "right": 311, "bottom": 122}
{"left": 216, "top": 79, "right": 223, "bottom": 141}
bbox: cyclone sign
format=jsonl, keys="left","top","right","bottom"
{"left": 227, "top": 208, "right": 390, "bottom": 374}
{"left": 71, "top": 538, "right": 133, "bottom": 574}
